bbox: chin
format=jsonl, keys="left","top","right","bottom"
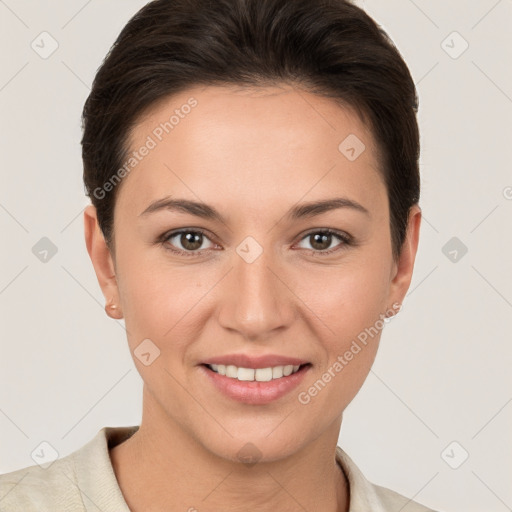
{"left": 194, "top": 420, "right": 314, "bottom": 466}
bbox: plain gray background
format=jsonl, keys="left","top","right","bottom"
{"left": 1, "top": 1, "right": 511, "bottom": 511}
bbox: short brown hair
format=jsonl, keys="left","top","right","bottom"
{"left": 81, "top": 0, "right": 420, "bottom": 263}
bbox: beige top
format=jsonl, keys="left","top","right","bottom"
{"left": 0, "top": 426, "right": 438, "bottom": 511}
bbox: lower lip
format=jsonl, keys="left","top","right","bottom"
{"left": 200, "top": 364, "right": 311, "bottom": 405}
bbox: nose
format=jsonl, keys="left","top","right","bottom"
{"left": 217, "top": 245, "right": 296, "bottom": 341}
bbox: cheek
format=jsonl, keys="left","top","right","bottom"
{"left": 118, "top": 258, "right": 211, "bottom": 354}
{"left": 297, "top": 269, "right": 385, "bottom": 413}
{"left": 295, "top": 256, "right": 389, "bottom": 398}
{"left": 297, "top": 258, "right": 390, "bottom": 341}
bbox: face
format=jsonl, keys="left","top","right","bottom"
{"left": 85, "top": 84, "right": 421, "bottom": 463}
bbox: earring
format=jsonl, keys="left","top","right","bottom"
{"left": 105, "top": 298, "right": 122, "bottom": 319}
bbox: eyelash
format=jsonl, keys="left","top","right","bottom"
{"left": 158, "top": 228, "right": 354, "bottom": 258}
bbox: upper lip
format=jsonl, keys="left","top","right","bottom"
{"left": 202, "top": 354, "right": 310, "bottom": 369}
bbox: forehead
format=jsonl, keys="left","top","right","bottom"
{"left": 119, "top": 84, "right": 385, "bottom": 216}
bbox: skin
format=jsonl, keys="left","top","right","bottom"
{"left": 84, "top": 84, "right": 421, "bottom": 512}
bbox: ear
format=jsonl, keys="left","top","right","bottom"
{"left": 84, "top": 204, "right": 123, "bottom": 319}
{"left": 386, "top": 204, "right": 422, "bottom": 316}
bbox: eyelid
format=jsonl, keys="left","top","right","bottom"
{"left": 294, "top": 228, "right": 352, "bottom": 253}
{"left": 159, "top": 227, "right": 353, "bottom": 257}
{"left": 298, "top": 227, "right": 352, "bottom": 242}
{"left": 159, "top": 228, "right": 218, "bottom": 255}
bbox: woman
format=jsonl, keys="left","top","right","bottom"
{"left": 0, "top": 0, "right": 437, "bottom": 510}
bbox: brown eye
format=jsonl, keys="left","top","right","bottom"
{"left": 162, "top": 229, "right": 216, "bottom": 256}
{"left": 296, "top": 229, "right": 352, "bottom": 255}
{"left": 309, "top": 232, "right": 333, "bottom": 251}
{"left": 179, "top": 232, "right": 203, "bottom": 251}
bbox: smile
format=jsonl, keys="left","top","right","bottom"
{"left": 201, "top": 362, "right": 312, "bottom": 404}
{"left": 206, "top": 363, "right": 303, "bottom": 382}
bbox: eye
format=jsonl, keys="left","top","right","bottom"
{"left": 158, "top": 227, "right": 353, "bottom": 258}
{"left": 160, "top": 229, "right": 217, "bottom": 257}
{"left": 295, "top": 229, "right": 352, "bottom": 255}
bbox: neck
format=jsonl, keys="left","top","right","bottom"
{"left": 110, "top": 390, "right": 349, "bottom": 512}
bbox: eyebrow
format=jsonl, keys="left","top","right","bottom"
{"left": 138, "top": 196, "right": 370, "bottom": 222}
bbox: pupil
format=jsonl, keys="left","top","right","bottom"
{"left": 182, "top": 232, "right": 202, "bottom": 250}
{"left": 312, "top": 233, "right": 331, "bottom": 251}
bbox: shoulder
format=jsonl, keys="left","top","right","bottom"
{"left": 335, "top": 446, "right": 440, "bottom": 512}
{"left": 0, "top": 451, "right": 83, "bottom": 511}
{"left": 370, "top": 482, "right": 439, "bottom": 512}
{"left": 0, "top": 425, "right": 138, "bottom": 512}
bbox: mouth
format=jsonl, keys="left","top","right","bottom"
{"left": 203, "top": 363, "right": 311, "bottom": 382}
{"left": 200, "top": 362, "right": 312, "bottom": 404}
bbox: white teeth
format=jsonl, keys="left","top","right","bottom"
{"left": 272, "top": 366, "right": 283, "bottom": 379}
{"left": 207, "top": 363, "right": 303, "bottom": 381}
{"left": 226, "top": 364, "right": 238, "bottom": 378}
{"left": 237, "top": 367, "right": 255, "bottom": 381}
{"left": 255, "top": 367, "right": 273, "bottom": 382}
